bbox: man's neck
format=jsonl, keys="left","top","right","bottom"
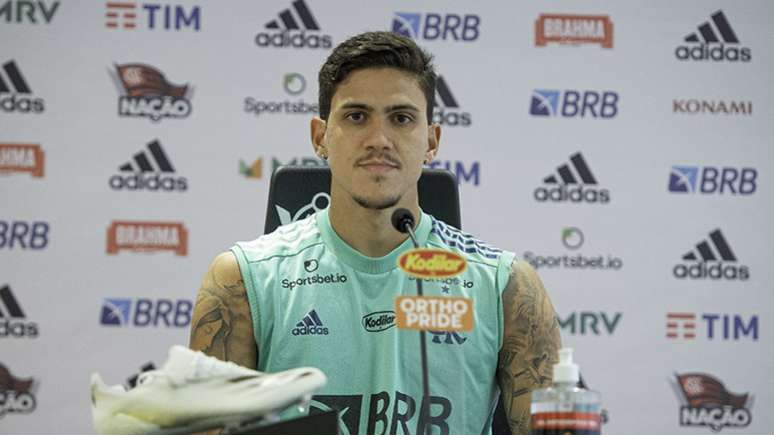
{"left": 328, "top": 197, "right": 421, "bottom": 258}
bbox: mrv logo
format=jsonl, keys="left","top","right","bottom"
{"left": 109, "top": 140, "right": 187, "bottom": 192}
{"left": 105, "top": 2, "right": 200, "bottom": 31}
{"left": 244, "top": 73, "right": 318, "bottom": 117}
{"left": 392, "top": 11, "right": 480, "bottom": 42}
{"left": 675, "top": 10, "right": 751, "bottom": 62}
{"left": 0, "top": 220, "right": 49, "bottom": 250}
{"left": 534, "top": 153, "right": 610, "bottom": 204}
{"left": 292, "top": 309, "right": 329, "bottom": 336}
{"left": 0, "top": 60, "right": 44, "bottom": 114}
{"left": 673, "top": 229, "right": 749, "bottom": 281}
{"left": 0, "top": 0, "right": 59, "bottom": 24}
{"left": 559, "top": 311, "right": 621, "bottom": 335}
{"left": 427, "top": 160, "right": 480, "bottom": 186}
{"left": 111, "top": 63, "right": 192, "bottom": 122}
{"left": 0, "top": 363, "right": 37, "bottom": 417}
{"left": 432, "top": 75, "right": 471, "bottom": 127}
{"left": 255, "top": 0, "right": 332, "bottom": 49}
{"left": 240, "top": 155, "right": 326, "bottom": 180}
{"left": 0, "top": 285, "right": 39, "bottom": 338}
{"left": 671, "top": 373, "right": 752, "bottom": 431}
{"left": 668, "top": 166, "right": 756, "bottom": 195}
{"left": 362, "top": 311, "right": 396, "bottom": 333}
{"left": 666, "top": 313, "right": 758, "bottom": 341}
{"left": 530, "top": 89, "right": 618, "bottom": 118}
{"left": 524, "top": 227, "right": 622, "bottom": 271}
{"left": 100, "top": 297, "right": 192, "bottom": 327}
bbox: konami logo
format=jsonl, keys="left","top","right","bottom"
{"left": 0, "top": 143, "right": 44, "bottom": 178}
{"left": 106, "top": 221, "right": 187, "bottom": 256}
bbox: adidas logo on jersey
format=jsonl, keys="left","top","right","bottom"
{"left": 254, "top": 0, "right": 332, "bottom": 49}
{"left": 533, "top": 152, "right": 610, "bottom": 203}
{"left": 673, "top": 229, "right": 749, "bottom": 281}
{"left": 291, "top": 309, "right": 329, "bottom": 336}
{"left": 675, "top": 10, "right": 751, "bottom": 62}
{"left": 109, "top": 140, "right": 188, "bottom": 192}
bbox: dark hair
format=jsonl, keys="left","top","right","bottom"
{"left": 318, "top": 31, "right": 436, "bottom": 123}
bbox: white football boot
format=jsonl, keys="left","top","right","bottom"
{"left": 91, "top": 345, "right": 327, "bottom": 435}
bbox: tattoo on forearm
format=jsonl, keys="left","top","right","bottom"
{"left": 498, "top": 261, "right": 561, "bottom": 435}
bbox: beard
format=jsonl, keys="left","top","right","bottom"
{"left": 352, "top": 193, "right": 401, "bottom": 210}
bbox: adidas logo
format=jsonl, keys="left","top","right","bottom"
{"left": 112, "top": 63, "right": 192, "bottom": 122}
{"left": 432, "top": 75, "right": 471, "bottom": 127}
{"left": 291, "top": 309, "right": 329, "bottom": 336}
{"left": 675, "top": 10, "right": 751, "bottom": 62}
{"left": 0, "top": 285, "right": 39, "bottom": 338}
{"left": 254, "top": 0, "right": 332, "bottom": 49}
{"left": 0, "top": 60, "right": 44, "bottom": 113}
{"left": 533, "top": 152, "right": 610, "bottom": 203}
{"left": 673, "top": 229, "right": 749, "bottom": 280}
{"left": 108, "top": 140, "right": 188, "bottom": 192}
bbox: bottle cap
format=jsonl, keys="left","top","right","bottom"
{"left": 553, "top": 347, "right": 580, "bottom": 384}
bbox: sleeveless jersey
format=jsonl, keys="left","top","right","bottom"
{"left": 231, "top": 208, "right": 515, "bottom": 435}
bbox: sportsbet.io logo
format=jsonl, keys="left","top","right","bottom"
{"left": 534, "top": 152, "right": 610, "bottom": 204}
{"left": 244, "top": 72, "right": 318, "bottom": 117}
{"left": 524, "top": 227, "right": 622, "bottom": 271}
{"left": 673, "top": 229, "right": 749, "bottom": 281}
{"left": 255, "top": 0, "right": 332, "bottom": 49}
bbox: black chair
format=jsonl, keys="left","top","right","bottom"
{"left": 263, "top": 165, "right": 511, "bottom": 435}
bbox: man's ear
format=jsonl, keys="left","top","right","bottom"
{"left": 424, "top": 123, "right": 441, "bottom": 163}
{"left": 311, "top": 117, "right": 327, "bottom": 159}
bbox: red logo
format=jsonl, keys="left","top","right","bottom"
{"left": 0, "top": 143, "right": 44, "bottom": 178}
{"left": 106, "top": 221, "right": 188, "bottom": 256}
{"left": 535, "top": 14, "right": 614, "bottom": 48}
{"left": 666, "top": 312, "right": 696, "bottom": 339}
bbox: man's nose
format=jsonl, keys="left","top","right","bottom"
{"left": 363, "top": 119, "right": 395, "bottom": 150}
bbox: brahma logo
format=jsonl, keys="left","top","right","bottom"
{"left": 535, "top": 14, "right": 613, "bottom": 48}
{"left": 0, "top": 143, "right": 44, "bottom": 178}
{"left": 671, "top": 373, "right": 752, "bottom": 431}
{"left": 398, "top": 249, "right": 467, "bottom": 279}
{"left": 106, "top": 221, "right": 188, "bottom": 256}
{"left": 0, "top": 363, "right": 37, "bottom": 417}
{"left": 111, "top": 63, "right": 192, "bottom": 122}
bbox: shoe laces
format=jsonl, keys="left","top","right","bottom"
{"left": 136, "top": 352, "right": 257, "bottom": 388}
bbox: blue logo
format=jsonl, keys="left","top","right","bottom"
{"left": 429, "top": 331, "right": 467, "bottom": 345}
{"left": 391, "top": 12, "right": 480, "bottom": 42}
{"left": 427, "top": 160, "right": 481, "bottom": 186}
{"left": 668, "top": 166, "right": 756, "bottom": 195}
{"left": 292, "top": 309, "right": 329, "bottom": 335}
{"left": 0, "top": 220, "right": 50, "bottom": 250}
{"left": 529, "top": 89, "right": 618, "bottom": 118}
{"left": 100, "top": 298, "right": 192, "bottom": 327}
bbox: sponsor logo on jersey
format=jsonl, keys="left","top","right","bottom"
{"left": 292, "top": 309, "right": 329, "bottom": 336}
{"left": 398, "top": 249, "right": 467, "bottom": 279}
{"left": 362, "top": 311, "right": 396, "bottom": 333}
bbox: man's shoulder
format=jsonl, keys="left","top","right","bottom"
{"left": 233, "top": 214, "right": 323, "bottom": 263}
{"left": 425, "top": 215, "right": 513, "bottom": 268}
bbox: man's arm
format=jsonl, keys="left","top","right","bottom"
{"left": 497, "top": 260, "right": 562, "bottom": 435}
{"left": 189, "top": 251, "right": 258, "bottom": 369}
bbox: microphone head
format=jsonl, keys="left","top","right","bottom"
{"left": 391, "top": 208, "right": 415, "bottom": 233}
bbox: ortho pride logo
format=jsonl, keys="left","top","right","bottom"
{"left": 111, "top": 63, "right": 192, "bottom": 122}
{"left": 535, "top": 14, "right": 613, "bottom": 48}
{"left": 0, "top": 143, "right": 44, "bottom": 178}
{"left": 106, "top": 221, "right": 188, "bottom": 256}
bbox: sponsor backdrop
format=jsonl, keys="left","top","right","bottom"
{"left": 1, "top": 0, "right": 772, "bottom": 433}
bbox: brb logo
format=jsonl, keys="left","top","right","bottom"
{"left": 530, "top": 89, "right": 618, "bottom": 119}
{"left": 100, "top": 297, "right": 192, "bottom": 327}
{"left": 673, "top": 229, "right": 749, "bottom": 281}
{"left": 668, "top": 166, "right": 756, "bottom": 195}
{"left": 392, "top": 11, "right": 480, "bottom": 42}
{"left": 0, "top": 220, "right": 49, "bottom": 250}
{"left": 105, "top": 2, "right": 200, "bottom": 31}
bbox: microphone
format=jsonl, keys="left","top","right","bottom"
{"left": 391, "top": 207, "right": 430, "bottom": 434}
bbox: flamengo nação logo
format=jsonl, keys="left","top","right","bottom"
{"left": 111, "top": 63, "right": 192, "bottom": 122}
{"left": 671, "top": 372, "right": 752, "bottom": 431}
{"left": 0, "top": 362, "right": 37, "bottom": 417}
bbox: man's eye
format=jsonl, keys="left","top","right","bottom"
{"left": 346, "top": 112, "right": 365, "bottom": 122}
{"left": 394, "top": 113, "right": 414, "bottom": 125}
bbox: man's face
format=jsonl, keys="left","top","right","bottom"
{"left": 312, "top": 67, "right": 440, "bottom": 210}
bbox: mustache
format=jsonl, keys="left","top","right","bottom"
{"left": 355, "top": 152, "right": 401, "bottom": 167}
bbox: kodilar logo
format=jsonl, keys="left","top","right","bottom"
{"left": 398, "top": 248, "right": 467, "bottom": 279}
{"left": 0, "top": 285, "right": 39, "bottom": 338}
{"left": 533, "top": 152, "right": 610, "bottom": 204}
{"left": 0, "top": 362, "right": 37, "bottom": 417}
{"left": 109, "top": 140, "right": 187, "bottom": 192}
{"left": 535, "top": 14, "right": 613, "bottom": 48}
{"left": 0, "top": 143, "right": 44, "bottom": 178}
{"left": 362, "top": 311, "right": 396, "bottom": 333}
{"left": 255, "top": 0, "right": 331, "bottom": 49}
{"left": 675, "top": 10, "right": 751, "bottom": 62}
{"left": 671, "top": 372, "right": 752, "bottom": 431}
{"left": 106, "top": 221, "right": 188, "bottom": 256}
{"left": 0, "top": 60, "right": 44, "bottom": 114}
{"left": 112, "top": 63, "right": 192, "bottom": 121}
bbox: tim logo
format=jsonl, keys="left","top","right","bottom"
{"left": 675, "top": 10, "right": 751, "bottom": 62}
{"left": 105, "top": 2, "right": 200, "bottom": 31}
{"left": 0, "top": 0, "right": 59, "bottom": 24}
{"left": 432, "top": 75, "right": 471, "bottom": 127}
{"left": 0, "top": 60, "right": 45, "bottom": 114}
{"left": 0, "top": 220, "right": 49, "bottom": 250}
{"left": 530, "top": 89, "right": 618, "bottom": 118}
{"left": 106, "top": 221, "right": 188, "bottom": 256}
{"left": 535, "top": 14, "right": 613, "bottom": 48}
{"left": 673, "top": 229, "right": 749, "bottom": 281}
{"left": 671, "top": 373, "right": 752, "bottom": 431}
{"left": 111, "top": 63, "right": 192, "bottom": 121}
{"left": 0, "top": 362, "right": 37, "bottom": 417}
{"left": 100, "top": 297, "right": 192, "bottom": 327}
{"left": 0, "top": 285, "right": 39, "bottom": 338}
{"left": 534, "top": 152, "right": 610, "bottom": 204}
{"left": 255, "top": 0, "right": 332, "bottom": 49}
{"left": 392, "top": 11, "right": 480, "bottom": 42}
{"left": 426, "top": 160, "right": 480, "bottom": 186}
{"left": 109, "top": 140, "right": 188, "bottom": 192}
{"left": 666, "top": 313, "right": 758, "bottom": 341}
{"left": 668, "top": 166, "right": 756, "bottom": 195}
{"left": 0, "top": 143, "right": 44, "bottom": 178}
{"left": 276, "top": 192, "right": 330, "bottom": 225}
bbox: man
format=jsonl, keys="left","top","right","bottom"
{"left": 190, "top": 31, "right": 560, "bottom": 434}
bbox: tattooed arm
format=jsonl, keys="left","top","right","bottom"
{"left": 497, "top": 260, "right": 562, "bottom": 435}
{"left": 189, "top": 251, "right": 258, "bottom": 368}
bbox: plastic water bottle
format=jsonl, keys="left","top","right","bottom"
{"left": 530, "top": 348, "right": 602, "bottom": 435}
